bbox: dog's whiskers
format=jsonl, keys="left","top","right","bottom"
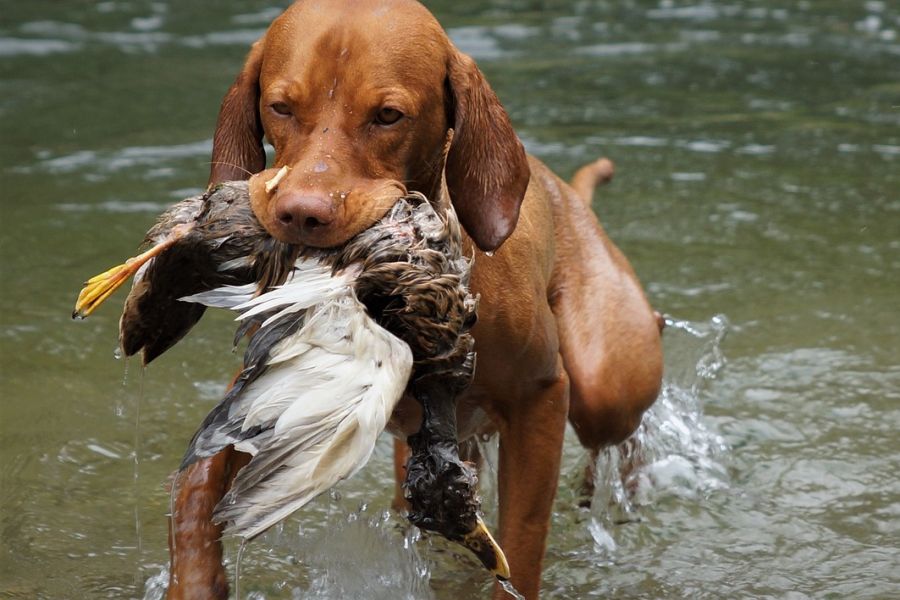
{"left": 207, "top": 160, "right": 255, "bottom": 179}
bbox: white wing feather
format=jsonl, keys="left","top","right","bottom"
{"left": 183, "top": 262, "right": 413, "bottom": 541}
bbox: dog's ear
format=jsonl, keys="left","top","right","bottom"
{"left": 445, "top": 51, "right": 530, "bottom": 252}
{"left": 208, "top": 40, "right": 266, "bottom": 185}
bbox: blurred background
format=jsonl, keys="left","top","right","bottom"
{"left": 1, "top": 1, "right": 897, "bottom": 598}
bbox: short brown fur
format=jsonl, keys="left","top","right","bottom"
{"left": 169, "top": 1, "right": 662, "bottom": 598}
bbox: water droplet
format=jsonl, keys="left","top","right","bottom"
{"left": 484, "top": 250, "right": 495, "bottom": 257}
{"left": 498, "top": 579, "right": 526, "bottom": 599}
{"left": 314, "top": 160, "right": 328, "bottom": 173}
{"left": 234, "top": 539, "right": 247, "bottom": 600}
{"left": 113, "top": 346, "right": 123, "bottom": 360}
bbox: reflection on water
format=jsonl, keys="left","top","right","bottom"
{"left": 2, "top": 0, "right": 899, "bottom": 598}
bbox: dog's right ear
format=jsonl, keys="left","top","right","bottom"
{"left": 208, "top": 40, "right": 266, "bottom": 185}
{"left": 444, "top": 50, "right": 530, "bottom": 253}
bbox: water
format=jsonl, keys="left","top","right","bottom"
{"left": 498, "top": 579, "right": 527, "bottom": 600}
{"left": 1, "top": 1, "right": 898, "bottom": 598}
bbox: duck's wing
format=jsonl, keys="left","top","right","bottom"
{"left": 180, "top": 265, "right": 413, "bottom": 541}
{"left": 184, "top": 294, "right": 412, "bottom": 540}
{"left": 116, "top": 182, "right": 292, "bottom": 364}
{"left": 176, "top": 306, "right": 307, "bottom": 468}
{"left": 118, "top": 232, "right": 218, "bottom": 363}
{"left": 214, "top": 298, "right": 412, "bottom": 539}
{"left": 178, "top": 261, "right": 354, "bottom": 465}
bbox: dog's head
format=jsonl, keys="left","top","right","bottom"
{"left": 209, "top": 0, "right": 529, "bottom": 252}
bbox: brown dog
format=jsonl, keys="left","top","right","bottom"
{"left": 167, "top": 1, "right": 663, "bottom": 598}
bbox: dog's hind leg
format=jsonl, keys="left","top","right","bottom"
{"left": 548, "top": 172, "right": 663, "bottom": 452}
{"left": 569, "top": 157, "right": 667, "bottom": 335}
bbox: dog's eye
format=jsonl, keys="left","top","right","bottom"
{"left": 270, "top": 102, "right": 292, "bottom": 116}
{"left": 374, "top": 107, "right": 403, "bottom": 126}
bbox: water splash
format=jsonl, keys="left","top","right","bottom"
{"left": 198, "top": 499, "right": 434, "bottom": 598}
{"left": 588, "top": 314, "right": 731, "bottom": 553}
{"left": 143, "top": 564, "right": 169, "bottom": 600}
{"left": 122, "top": 355, "right": 130, "bottom": 386}
{"left": 168, "top": 471, "right": 179, "bottom": 589}
{"left": 498, "top": 578, "right": 526, "bottom": 599}
{"left": 133, "top": 366, "right": 146, "bottom": 584}
{"left": 297, "top": 504, "right": 433, "bottom": 599}
{"left": 235, "top": 539, "right": 247, "bottom": 600}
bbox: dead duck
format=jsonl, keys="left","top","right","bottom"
{"left": 73, "top": 172, "right": 509, "bottom": 578}
{"left": 180, "top": 191, "right": 506, "bottom": 576}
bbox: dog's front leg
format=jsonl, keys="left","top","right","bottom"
{"left": 494, "top": 362, "right": 570, "bottom": 599}
{"left": 167, "top": 446, "right": 250, "bottom": 600}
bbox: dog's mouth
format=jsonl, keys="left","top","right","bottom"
{"left": 250, "top": 167, "right": 408, "bottom": 249}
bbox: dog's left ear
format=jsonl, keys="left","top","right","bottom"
{"left": 208, "top": 40, "right": 266, "bottom": 186}
{"left": 445, "top": 51, "right": 530, "bottom": 252}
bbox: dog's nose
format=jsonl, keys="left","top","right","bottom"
{"left": 275, "top": 192, "right": 336, "bottom": 233}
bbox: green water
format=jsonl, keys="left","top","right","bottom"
{"left": 1, "top": 1, "right": 898, "bottom": 598}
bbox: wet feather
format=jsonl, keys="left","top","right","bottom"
{"left": 178, "top": 194, "right": 475, "bottom": 541}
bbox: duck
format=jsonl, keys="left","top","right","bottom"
{"left": 72, "top": 169, "right": 510, "bottom": 578}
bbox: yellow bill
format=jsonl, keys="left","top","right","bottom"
{"left": 461, "top": 516, "right": 511, "bottom": 580}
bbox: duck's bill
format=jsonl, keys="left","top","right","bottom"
{"left": 72, "top": 238, "right": 175, "bottom": 319}
{"left": 461, "top": 516, "right": 511, "bottom": 580}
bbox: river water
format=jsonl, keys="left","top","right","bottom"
{"left": 1, "top": 1, "right": 897, "bottom": 598}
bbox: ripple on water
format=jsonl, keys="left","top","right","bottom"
{"left": 232, "top": 8, "right": 286, "bottom": 25}
{"left": 0, "top": 37, "right": 79, "bottom": 56}
{"left": 20, "top": 140, "right": 212, "bottom": 182}
{"left": 56, "top": 200, "right": 173, "bottom": 214}
{"left": 447, "top": 26, "right": 511, "bottom": 61}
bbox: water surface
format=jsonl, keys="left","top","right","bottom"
{"left": 1, "top": 1, "right": 898, "bottom": 598}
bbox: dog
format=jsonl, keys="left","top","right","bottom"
{"left": 166, "top": 1, "right": 663, "bottom": 598}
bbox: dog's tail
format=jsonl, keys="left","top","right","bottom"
{"left": 569, "top": 157, "right": 615, "bottom": 205}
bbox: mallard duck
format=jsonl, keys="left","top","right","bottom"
{"left": 72, "top": 174, "right": 509, "bottom": 578}
{"left": 179, "top": 193, "right": 507, "bottom": 576}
